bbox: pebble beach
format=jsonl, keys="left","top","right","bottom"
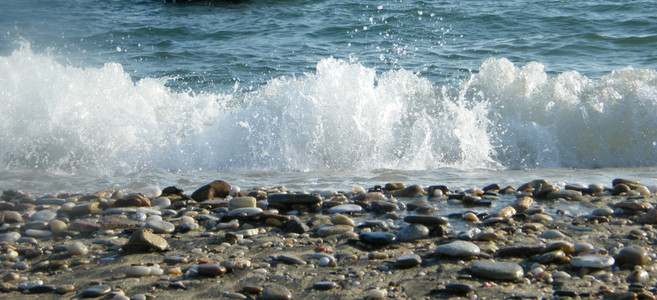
{"left": 2, "top": 178, "right": 657, "bottom": 299}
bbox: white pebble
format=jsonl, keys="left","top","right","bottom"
{"left": 67, "top": 242, "right": 88, "bottom": 256}
{"left": 125, "top": 266, "right": 152, "bottom": 277}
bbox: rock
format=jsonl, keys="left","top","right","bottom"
{"left": 432, "top": 240, "right": 480, "bottom": 258}
{"left": 389, "top": 185, "right": 425, "bottom": 197}
{"left": 317, "top": 225, "right": 353, "bottom": 237}
{"left": 29, "top": 210, "right": 57, "bottom": 222}
{"left": 471, "top": 260, "right": 524, "bottom": 280}
{"left": 67, "top": 242, "right": 88, "bottom": 256}
{"left": 330, "top": 214, "right": 355, "bottom": 226}
{"left": 262, "top": 284, "right": 293, "bottom": 300}
{"left": 267, "top": 193, "right": 321, "bottom": 206}
{"left": 49, "top": 220, "right": 68, "bottom": 234}
{"left": 543, "top": 190, "right": 584, "bottom": 201}
{"left": 145, "top": 219, "right": 175, "bottom": 234}
{"left": 570, "top": 255, "right": 615, "bottom": 268}
{"left": 122, "top": 228, "right": 168, "bottom": 252}
{"left": 313, "top": 281, "right": 337, "bottom": 290}
{"left": 284, "top": 216, "right": 309, "bottom": 234}
{"left": 612, "top": 184, "right": 631, "bottom": 195}
{"left": 55, "top": 284, "right": 75, "bottom": 294}
{"left": 0, "top": 232, "right": 21, "bottom": 243}
{"left": 496, "top": 206, "right": 516, "bottom": 218}
{"left": 403, "top": 215, "right": 449, "bottom": 226}
{"left": 151, "top": 197, "right": 171, "bottom": 208}
{"left": 275, "top": 255, "right": 306, "bottom": 265}
{"left": 396, "top": 224, "right": 430, "bottom": 242}
{"left": 370, "top": 201, "right": 397, "bottom": 214}
{"left": 384, "top": 183, "right": 405, "bottom": 191}
{"left": 541, "top": 229, "right": 566, "bottom": 240}
{"left": 115, "top": 193, "right": 151, "bottom": 207}
{"left": 69, "top": 219, "right": 101, "bottom": 233}
{"left": 359, "top": 232, "right": 396, "bottom": 246}
{"left": 80, "top": 285, "right": 110, "bottom": 298}
{"left": 24, "top": 229, "right": 53, "bottom": 238}
{"left": 125, "top": 266, "right": 153, "bottom": 277}
{"left": 228, "top": 197, "right": 256, "bottom": 210}
{"left": 352, "top": 192, "right": 386, "bottom": 201}
{"left": 513, "top": 196, "right": 533, "bottom": 212}
{"left": 614, "top": 246, "right": 649, "bottom": 266}
{"left": 327, "top": 204, "right": 362, "bottom": 214}
{"left": 191, "top": 180, "right": 231, "bottom": 202}
{"left": 4, "top": 211, "right": 22, "bottom": 223}
{"left": 627, "top": 269, "right": 650, "bottom": 283}
{"left": 197, "top": 264, "right": 227, "bottom": 276}
{"left": 395, "top": 253, "right": 421, "bottom": 268}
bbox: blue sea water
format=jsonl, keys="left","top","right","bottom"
{"left": 1, "top": 0, "right": 657, "bottom": 194}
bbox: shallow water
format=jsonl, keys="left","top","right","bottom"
{"left": 1, "top": 0, "right": 656, "bottom": 193}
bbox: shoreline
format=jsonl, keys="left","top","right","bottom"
{"left": 1, "top": 178, "right": 656, "bottom": 299}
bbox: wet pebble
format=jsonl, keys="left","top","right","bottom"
{"left": 79, "top": 284, "right": 111, "bottom": 298}
{"left": 262, "top": 283, "right": 293, "bottom": 300}
{"left": 471, "top": 260, "right": 524, "bottom": 280}
{"left": 396, "top": 223, "right": 430, "bottom": 242}
{"left": 145, "top": 219, "right": 175, "bottom": 234}
{"left": 67, "top": 242, "right": 89, "bottom": 256}
{"left": 359, "top": 232, "right": 396, "bottom": 246}
{"left": 614, "top": 246, "right": 649, "bottom": 266}
{"left": 313, "top": 281, "right": 337, "bottom": 290}
{"left": 570, "top": 254, "right": 615, "bottom": 268}
{"left": 432, "top": 240, "right": 480, "bottom": 258}
{"left": 327, "top": 204, "right": 362, "bottom": 214}
{"left": 395, "top": 253, "right": 421, "bottom": 268}
{"left": 197, "top": 264, "right": 227, "bottom": 276}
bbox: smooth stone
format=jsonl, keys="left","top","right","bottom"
{"left": 80, "top": 285, "right": 111, "bottom": 298}
{"left": 125, "top": 266, "right": 152, "bottom": 277}
{"left": 316, "top": 225, "right": 353, "bottom": 237}
{"left": 570, "top": 255, "right": 615, "bottom": 268}
{"left": 56, "top": 284, "right": 75, "bottom": 294}
{"left": 591, "top": 207, "right": 614, "bottom": 217}
{"left": 49, "top": 220, "right": 68, "bottom": 234}
{"left": 227, "top": 207, "right": 263, "bottom": 217}
{"left": 136, "top": 207, "right": 161, "bottom": 215}
{"left": 151, "top": 197, "right": 171, "bottom": 208}
{"left": 69, "top": 219, "right": 101, "bottom": 233}
{"left": 370, "top": 201, "right": 398, "bottom": 214}
{"left": 573, "top": 242, "right": 595, "bottom": 254}
{"left": 275, "top": 255, "right": 306, "bottom": 265}
{"left": 135, "top": 186, "right": 162, "bottom": 199}
{"left": 262, "top": 283, "right": 293, "bottom": 300}
{"left": 11, "top": 261, "right": 29, "bottom": 270}
{"left": 4, "top": 211, "right": 22, "bottom": 222}
{"left": 122, "top": 228, "right": 168, "bottom": 252}
{"left": 114, "top": 193, "right": 151, "bottom": 207}
{"left": 267, "top": 193, "right": 321, "bottom": 205}
{"left": 330, "top": 214, "right": 355, "bottom": 227}
{"left": 284, "top": 216, "right": 309, "bottom": 234}
{"left": 541, "top": 229, "right": 566, "bottom": 240}
{"left": 24, "top": 229, "right": 53, "bottom": 238}
{"left": 0, "top": 232, "right": 21, "bottom": 243}
{"left": 313, "top": 281, "right": 337, "bottom": 290}
{"left": 614, "top": 246, "right": 649, "bottom": 266}
{"left": 191, "top": 180, "right": 231, "bottom": 201}
{"left": 396, "top": 224, "right": 430, "bottom": 242}
{"left": 359, "top": 232, "right": 396, "bottom": 246}
{"left": 627, "top": 269, "right": 650, "bottom": 283}
{"left": 403, "top": 215, "right": 449, "bottom": 226}
{"left": 471, "top": 260, "right": 524, "bottom": 280}
{"left": 395, "top": 253, "right": 421, "bottom": 268}
{"left": 35, "top": 197, "right": 66, "bottom": 205}
{"left": 389, "top": 184, "right": 425, "bottom": 197}
{"left": 197, "top": 264, "right": 227, "bottom": 276}
{"left": 29, "top": 210, "right": 57, "bottom": 222}
{"left": 544, "top": 190, "right": 584, "bottom": 201}
{"left": 67, "top": 242, "right": 88, "bottom": 256}
{"left": 229, "top": 197, "right": 257, "bottom": 210}
{"left": 327, "top": 204, "right": 362, "bottom": 214}
{"left": 432, "top": 240, "right": 480, "bottom": 257}
{"left": 18, "top": 280, "right": 43, "bottom": 290}
{"left": 145, "top": 220, "right": 175, "bottom": 234}
{"left": 28, "top": 285, "right": 56, "bottom": 293}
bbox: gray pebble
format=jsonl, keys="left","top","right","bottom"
{"left": 262, "top": 283, "right": 293, "bottom": 300}
{"left": 432, "top": 240, "right": 480, "bottom": 257}
{"left": 395, "top": 253, "right": 422, "bottom": 269}
{"left": 471, "top": 260, "right": 524, "bottom": 280}
{"left": 570, "top": 254, "right": 615, "bottom": 268}
{"left": 396, "top": 224, "right": 430, "bottom": 242}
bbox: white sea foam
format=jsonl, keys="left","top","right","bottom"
{"left": 1, "top": 45, "right": 656, "bottom": 175}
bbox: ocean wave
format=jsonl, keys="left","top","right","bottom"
{"left": 1, "top": 45, "right": 656, "bottom": 175}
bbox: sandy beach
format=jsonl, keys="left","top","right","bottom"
{"left": 1, "top": 178, "right": 656, "bottom": 299}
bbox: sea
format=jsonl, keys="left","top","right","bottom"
{"left": 1, "top": 0, "right": 657, "bottom": 196}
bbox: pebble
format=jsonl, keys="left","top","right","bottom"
{"left": 330, "top": 213, "right": 355, "bottom": 226}
{"left": 25, "top": 229, "right": 53, "bottom": 238}
{"left": 317, "top": 225, "right": 353, "bottom": 237}
{"left": 614, "top": 246, "right": 649, "bottom": 266}
{"left": 125, "top": 266, "right": 153, "bottom": 277}
{"left": 570, "top": 255, "right": 615, "bottom": 268}
{"left": 145, "top": 219, "right": 175, "bottom": 233}
{"left": 151, "top": 197, "right": 171, "bottom": 208}
{"left": 29, "top": 209, "right": 57, "bottom": 221}
{"left": 313, "top": 281, "right": 337, "bottom": 290}
{"left": 0, "top": 232, "right": 21, "bottom": 243}
{"left": 403, "top": 215, "right": 449, "bottom": 226}
{"left": 80, "top": 284, "right": 111, "bottom": 298}
{"left": 432, "top": 240, "right": 480, "bottom": 257}
{"left": 67, "top": 242, "right": 89, "bottom": 256}
{"left": 262, "top": 283, "right": 293, "bottom": 300}
{"left": 229, "top": 196, "right": 257, "bottom": 210}
{"left": 50, "top": 219, "right": 68, "bottom": 234}
{"left": 327, "top": 204, "right": 363, "bottom": 214}
{"left": 197, "top": 264, "right": 227, "bottom": 276}
{"left": 121, "top": 228, "right": 169, "bottom": 252}
{"left": 359, "top": 232, "right": 396, "bottom": 246}
{"left": 541, "top": 229, "right": 566, "bottom": 239}
{"left": 471, "top": 260, "right": 524, "bottom": 280}
{"left": 366, "top": 288, "right": 386, "bottom": 299}
{"left": 396, "top": 223, "right": 430, "bottom": 242}
{"left": 395, "top": 253, "right": 422, "bottom": 268}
